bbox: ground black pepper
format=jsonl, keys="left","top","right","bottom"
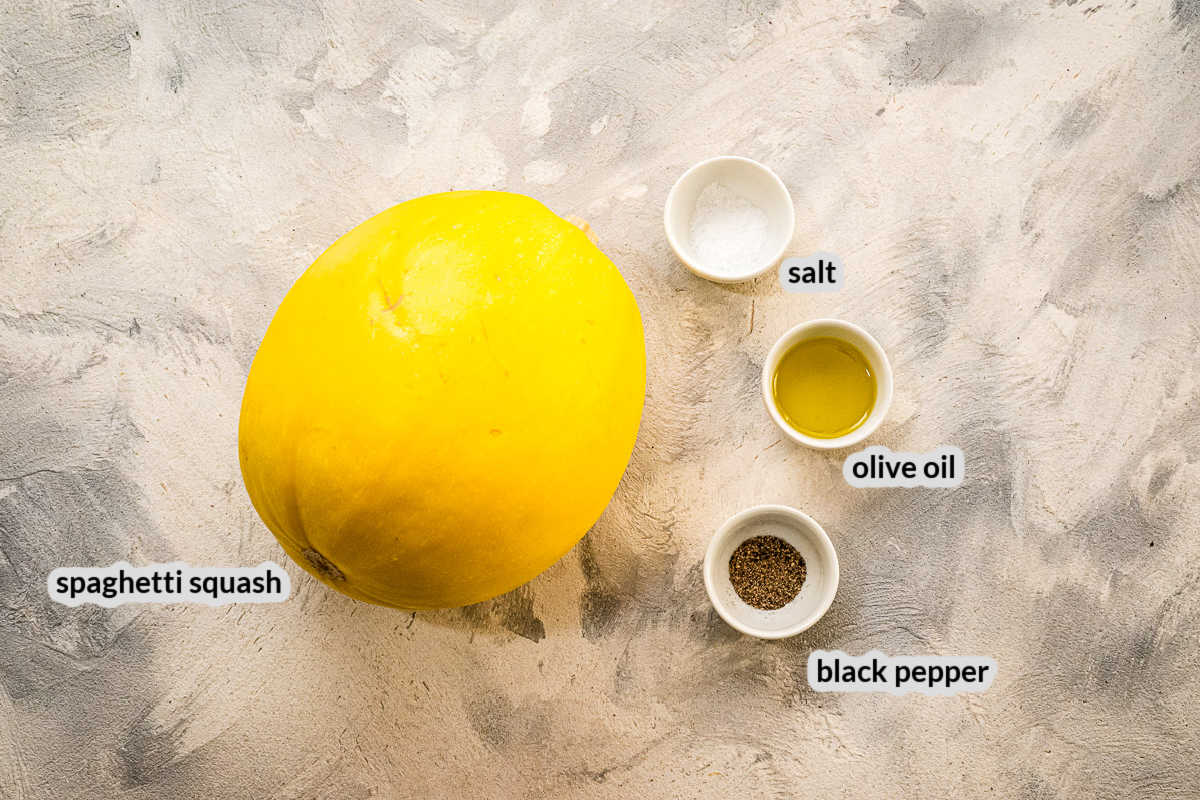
{"left": 728, "top": 535, "right": 807, "bottom": 610}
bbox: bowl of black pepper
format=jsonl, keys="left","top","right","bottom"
{"left": 703, "top": 504, "right": 839, "bottom": 639}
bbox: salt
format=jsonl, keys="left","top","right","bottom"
{"left": 688, "top": 181, "right": 770, "bottom": 277}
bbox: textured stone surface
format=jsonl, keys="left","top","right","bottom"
{"left": 3, "top": 1, "right": 1200, "bottom": 797}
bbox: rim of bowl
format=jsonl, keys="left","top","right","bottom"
{"left": 702, "top": 504, "right": 840, "bottom": 639}
{"left": 663, "top": 155, "right": 796, "bottom": 284}
{"left": 761, "top": 318, "right": 894, "bottom": 450}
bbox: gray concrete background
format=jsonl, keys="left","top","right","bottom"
{"left": 2, "top": 0, "right": 1200, "bottom": 797}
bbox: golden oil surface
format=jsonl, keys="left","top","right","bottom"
{"left": 771, "top": 337, "right": 876, "bottom": 438}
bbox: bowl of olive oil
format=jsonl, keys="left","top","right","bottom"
{"left": 762, "top": 319, "right": 892, "bottom": 449}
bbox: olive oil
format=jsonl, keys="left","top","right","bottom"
{"left": 771, "top": 337, "right": 876, "bottom": 438}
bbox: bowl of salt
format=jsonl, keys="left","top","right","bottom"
{"left": 664, "top": 156, "right": 795, "bottom": 283}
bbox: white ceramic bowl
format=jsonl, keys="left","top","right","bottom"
{"left": 664, "top": 156, "right": 795, "bottom": 283}
{"left": 703, "top": 505, "right": 839, "bottom": 639}
{"left": 762, "top": 318, "right": 893, "bottom": 450}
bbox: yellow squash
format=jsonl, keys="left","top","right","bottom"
{"left": 238, "top": 192, "right": 645, "bottom": 609}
